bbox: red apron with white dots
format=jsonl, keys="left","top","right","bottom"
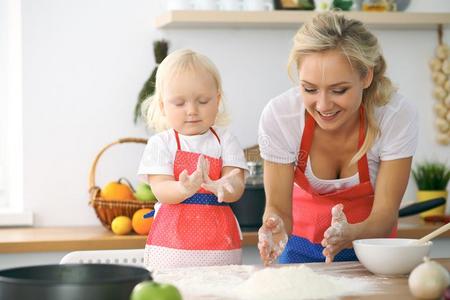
{"left": 280, "top": 107, "right": 397, "bottom": 263}
{"left": 144, "top": 128, "right": 242, "bottom": 270}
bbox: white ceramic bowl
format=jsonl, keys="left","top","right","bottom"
{"left": 353, "top": 238, "right": 432, "bottom": 276}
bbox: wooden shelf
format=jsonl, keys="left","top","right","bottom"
{"left": 155, "top": 11, "right": 450, "bottom": 29}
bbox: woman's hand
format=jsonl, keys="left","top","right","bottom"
{"left": 258, "top": 214, "right": 288, "bottom": 266}
{"left": 177, "top": 155, "right": 206, "bottom": 198}
{"left": 201, "top": 168, "right": 242, "bottom": 202}
{"left": 321, "top": 204, "right": 355, "bottom": 263}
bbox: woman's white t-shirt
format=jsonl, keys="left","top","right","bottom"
{"left": 138, "top": 126, "right": 248, "bottom": 179}
{"left": 258, "top": 87, "right": 418, "bottom": 194}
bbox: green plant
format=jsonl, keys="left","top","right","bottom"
{"left": 412, "top": 161, "right": 450, "bottom": 190}
{"left": 134, "top": 39, "right": 169, "bottom": 124}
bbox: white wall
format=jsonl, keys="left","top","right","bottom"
{"left": 20, "top": 0, "right": 450, "bottom": 226}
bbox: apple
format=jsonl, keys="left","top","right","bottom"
{"left": 134, "top": 182, "right": 157, "bottom": 203}
{"left": 130, "top": 281, "right": 182, "bottom": 300}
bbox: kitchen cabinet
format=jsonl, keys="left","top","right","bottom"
{"left": 155, "top": 11, "right": 450, "bottom": 29}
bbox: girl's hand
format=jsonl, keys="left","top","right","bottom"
{"left": 177, "top": 155, "right": 206, "bottom": 198}
{"left": 258, "top": 214, "right": 288, "bottom": 266}
{"left": 321, "top": 204, "right": 354, "bottom": 263}
{"left": 201, "top": 168, "right": 243, "bottom": 203}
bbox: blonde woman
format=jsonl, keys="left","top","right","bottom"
{"left": 258, "top": 12, "right": 418, "bottom": 265}
{"left": 138, "top": 49, "right": 248, "bottom": 270}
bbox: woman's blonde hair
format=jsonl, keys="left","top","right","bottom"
{"left": 288, "top": 12, "right": 396, "bottom": 165}
{"left": 142, "top": 48, "right": 230, "bottom": 132}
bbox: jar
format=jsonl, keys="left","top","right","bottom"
{"left": 246, "top": 161, "right": 263, "bottom": 186}
{"left": 362, "top": 0, "right": 396, "bottom": 11}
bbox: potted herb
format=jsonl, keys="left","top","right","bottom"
{"left": 412, "top": 161, "right": 450, "bottom": 218}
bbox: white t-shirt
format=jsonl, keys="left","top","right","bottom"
{"left": 138, "top": 126, "right": 248, "bottom": 179}
{"left": 258, "top": 87, "right": 418, "bottom": 193}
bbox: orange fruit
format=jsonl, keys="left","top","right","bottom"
{"left": 101, "top": 178, "right": 135, "bottom": 201}
{"left": 111, "top": 216, "right": 132, "bottom": 235}
{"left": 132, "top": 208, "right": 154, "bottom": 235}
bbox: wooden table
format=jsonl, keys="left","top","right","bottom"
{"left": 159, "top": 259, "right": 450, "bottom": 300}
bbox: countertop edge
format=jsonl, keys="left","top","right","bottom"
{"left": 0, "top": 216, "right": 448, "bottom": 253}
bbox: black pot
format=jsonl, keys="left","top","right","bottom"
{"left": 231, "top": 184, "right": 265, "bottom": 231}
{"left": 0, "top": 264, "right": 151, "bottom": 300}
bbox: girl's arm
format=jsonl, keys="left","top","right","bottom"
{"left": 147, "top": 175, "right": 189, "bottom": 204}
{"left": 217, "top": 166, "right": 246, "bottom": 203}
{"left": 200, "top": 166, "right": 245, "bottom": 203}
{"left": 147, "top": 155, "right": 208, "bottom": 204}
{"left": 258, "top": 160, "right": 295, "bottom": 265}
{"left": 322, "top": 157, "right": 412, "bottom": 262}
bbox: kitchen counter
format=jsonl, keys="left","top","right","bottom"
{"left": 0, "top": 215, "right": 448, "bottom": 253}
{"left": 160, "top": 259, "right": 450, "bottom": 300}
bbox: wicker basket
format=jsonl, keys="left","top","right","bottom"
{"left": 88, "top": 137, "right": 155, "bottom": 230}
{"left": 244, "top": 144, "right": 262, "bottom": 163}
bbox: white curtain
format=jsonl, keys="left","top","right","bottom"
{"left": 0, "top": 0, "right": 23, "bottom": 210}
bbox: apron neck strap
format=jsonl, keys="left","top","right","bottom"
{"left": 174, "top": 128, "right": 221, "bottom": 151}
{"left": 298, "top": 106, "right": 370, "bottom": 183}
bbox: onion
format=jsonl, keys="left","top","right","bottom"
{"left": 445, "top": 80, "right": 450, "bottom": 92}
{"left": 432, "top": 72, "right": 447, "bottom": 85}
{"left": 408, "top": 257, "right": 450, "bottom": 299}
{"left": 443, "top": 60, "right": 450, "bottom": 75}
{"left": 434, "top": 102, "right": 447, "bottom": 118}
{"left": 433, "top": 86, "right": 447, "bottom": 101}
{"left": 436, "top": 117, "right": 450, "bottom": 133}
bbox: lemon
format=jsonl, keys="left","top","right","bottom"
{"left": 111, "top": 216, "right": 132, "bottom": 235}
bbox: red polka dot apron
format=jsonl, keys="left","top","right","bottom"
{"left": 144, "top": 128, "right": 242, "bottom": 270}
{"left": 279, "top": 107, "right": 397, "bottom": 263}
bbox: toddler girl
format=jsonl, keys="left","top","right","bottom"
{"left": 138, "top": 49, "right": 248, "bottom": 270}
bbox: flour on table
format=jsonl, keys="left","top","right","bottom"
{"left": 153, "top": 264, "right": 373, "bottom": 300}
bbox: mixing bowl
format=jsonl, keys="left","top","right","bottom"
{"left": 353, "top": 238, "right": 432, "bottom": 276}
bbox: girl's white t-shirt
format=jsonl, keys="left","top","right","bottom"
{"left": 138, "top": 126, "right": 248, "bottom": 179}
{"left": 258, "top": 87, "right": 418, "bottom": 193}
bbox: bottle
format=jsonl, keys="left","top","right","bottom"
{"left": 362, "top": 0, "right": 395, "bottom": 12}
{"left": 246, "top": 161, "right": 264, "bottom": 186}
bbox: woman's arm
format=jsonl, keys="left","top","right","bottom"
{"left": 258, "top": 160, "right": 295, "bottom": 265}
{"left": 262, "top": 160, "right": 295, "bottom": 233}
{"left": 322, "top": 157, "right": 413, "bottom": 262}
{"left": 355, "top": 157, "right": 413, "bottom": 237}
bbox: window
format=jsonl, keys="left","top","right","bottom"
{"left": 0, "top": 0, "right": 32, "bottom": 226}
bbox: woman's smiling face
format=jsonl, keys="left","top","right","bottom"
{"left": 298, "top": 49, "right": 373, "bottom": 133}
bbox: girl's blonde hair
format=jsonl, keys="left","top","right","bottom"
{"left": 288, "top": 12, "right": 396, "bottom": 165}
{"left": 142, "top": 49, "right": 230, "bottom": 132}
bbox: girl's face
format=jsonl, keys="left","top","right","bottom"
{"left": 161, "top": 67, "right": 220, "bottom": 136}
{"left": 298, "top": 49, "right": 373, "bottom": 133}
